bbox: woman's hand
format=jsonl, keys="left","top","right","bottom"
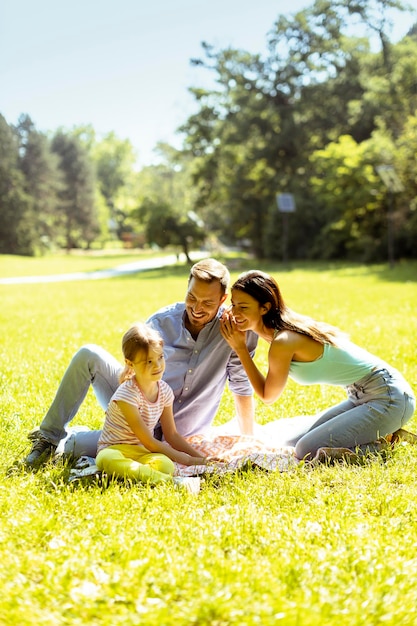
{"left": 220, "top": 311, "right": 247, "bottom": 353}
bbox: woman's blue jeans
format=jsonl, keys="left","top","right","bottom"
{"left": 284, "top": 367, "right": 416, "bottom": 459}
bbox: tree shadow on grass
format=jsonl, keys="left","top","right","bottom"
{"left": 116, "top": 258, "right": 417, "bottom": 285}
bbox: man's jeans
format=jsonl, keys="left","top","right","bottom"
{"left": 39, "top": 345, "right": 123, "bottom": 456}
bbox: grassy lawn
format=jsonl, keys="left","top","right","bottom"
{"left": 1, "top": 255, "right": 416, "bottom": 625}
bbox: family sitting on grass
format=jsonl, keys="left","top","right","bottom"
{"left": 21, "top": 258, "right": 416, "bottom": 489}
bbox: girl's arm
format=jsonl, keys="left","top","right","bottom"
{"left": 117, "top": 401, "right": 207, "bottom": 466}
{"left": 159, "top": 406, "right": 209, "bottom": 464}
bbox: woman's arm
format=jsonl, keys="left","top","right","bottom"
{"left": 262, "top": 336, "right": 294, "bottom": 403}
{"left": 220, "top": 320, "right": 294, "bottom": 404}
{"left": 117, "top": 401, "right": 207, "bottom": 466}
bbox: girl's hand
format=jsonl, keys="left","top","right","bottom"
{"left": 184, "top": 455, "right": 207, "bottom": 466}
{"left": 205, "top": 455, "right": 228, "bottom": 464}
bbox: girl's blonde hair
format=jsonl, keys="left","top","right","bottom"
{"left": 119, "top": 322, "right": 164, "bottom": 384}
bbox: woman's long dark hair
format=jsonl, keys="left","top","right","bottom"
{"left": 232, "top": 270, "right": 345, "bottom": 346}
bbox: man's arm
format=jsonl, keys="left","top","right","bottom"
{"left": 226, "top": 328, "right": 258, "bottom": 436}
{"left": 233, "top": 393, "right": 255, "bottom": 436}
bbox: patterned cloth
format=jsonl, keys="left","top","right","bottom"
{"left": 175, "top": 434, "right": 297, "bottom": 476}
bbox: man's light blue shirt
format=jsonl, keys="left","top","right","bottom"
{"left": 147, "top": 302, "right": 257, "bottom": 436}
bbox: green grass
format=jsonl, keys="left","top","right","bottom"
{"left": 1, "top": 255, "right": 417, "bottom": 625}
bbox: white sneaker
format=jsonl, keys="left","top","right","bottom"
{"left": 173, "top": 476, "right": 201, "bottom": 494}
{"left": 68, "top": 464, "right": 102, "bottom": 484}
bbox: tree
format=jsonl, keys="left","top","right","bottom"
{"left": 15, "top": 114, "right": 63, "bottom": 252}
{"left": 309, "top": 135, "right": 385, "bottom": 260}
{"left": 135, "top": 198, "right": 205, "bottom": 262}
{"left": 0, "top": 115, "right": 33, "bottom": 254}
{"left": 182, "top": 46, "right": 300, "bottom": 257}
{"left": 92, "top": 131, "right": 137, "bottom": 238}
{"left": 182, "top": 4, "right": 372, "bottom": 257}
{"left": 51, "top": 132, "right": 98, "bottom": 250}
{"left": 389, "top": 113, "right": 417, "bottom": 256}
{"left": 179, "top": 0, "right": 415, "bottom": 259}
{"left": 71, "top": 126, "right": 139, "bottom": 244}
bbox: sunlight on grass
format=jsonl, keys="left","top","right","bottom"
{"left": 0, "top": 256, "right": 416, "bottom": 625}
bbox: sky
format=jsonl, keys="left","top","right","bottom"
{"left": 1, "top": 0, "right": 414, "bottom": 168}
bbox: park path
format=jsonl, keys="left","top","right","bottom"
{"left": 0, "top": 252, "right": 206, "bottom": 285}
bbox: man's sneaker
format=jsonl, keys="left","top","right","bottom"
{"left": 173, "top": 476, "right": 201, "bottom": 494}
{"left": 24, "top": 434, "right": 57, "bottom": 468}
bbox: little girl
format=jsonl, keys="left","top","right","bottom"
{"left": 96, "top": 322, "right": 207, "bottom": 491}
{"left": 220, "top": 270, "right": 416, "bottom": 460}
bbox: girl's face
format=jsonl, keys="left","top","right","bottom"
{"left": 128, "top": 346, "right": 165, "bottom": 383}
{"left": 230, "top": 289, "right": 270, "bottom": 331}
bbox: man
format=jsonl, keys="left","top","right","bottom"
{"left": 24, "top": 258, "right": 257, "bottom": 467}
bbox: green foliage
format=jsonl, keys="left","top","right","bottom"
{"left": 0, "top": 256, "right": 417, "bottom": 624}
{"left": 309, "top": 135, "right": 383, "bottom": 260}
{"left": 133, "top": 156, "right": 208, "bottom": 260}
{"left": 15, "top": 115, "right": 64, "bottom": 254}
{"left": 90, "top": 131, "right": 138, "bottom": 237}
{"left": 136, "top": 197, "right": 205, "bottom": 262}
{"left": 182, "top": 0, "right": 417, "bottom": 260}
{"left": 394, "top": 114, "right": 417, "bottom": 252}
{"left": 51, "top": 132, "right": 98, "bottom": 250}
{"left": 0, "top": 118, "right": 143, "bottom": 254}
{"left": 0, "top": 115, "right": 33, "bottom": 255}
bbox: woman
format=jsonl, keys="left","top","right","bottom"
{"left": 220, "top": 270, "right": 415, "bottom": 460}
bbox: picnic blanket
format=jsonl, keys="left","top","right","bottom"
{"left": 175, "top": 434, "right": 297, "bottom": 476}
{"left": 67, "top": 434, "right": 297, "bottom": 483}
{"left": 67, "top": 424, "right": 417, "bottom": 483}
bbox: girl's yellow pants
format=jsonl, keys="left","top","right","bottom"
{"left": 96, "top": 444, "right": 175, "bottom": 485}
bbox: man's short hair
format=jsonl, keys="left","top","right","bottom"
{"left": 189, "top": 258, "right": 230, "bottom": 295}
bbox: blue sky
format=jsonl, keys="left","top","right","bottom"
{"left": 1, "top": 0, "right": 413, "bottom": 167}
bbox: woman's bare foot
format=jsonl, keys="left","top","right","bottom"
{"left": 389, "top": 428, "right": 417, "bottom": 445}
